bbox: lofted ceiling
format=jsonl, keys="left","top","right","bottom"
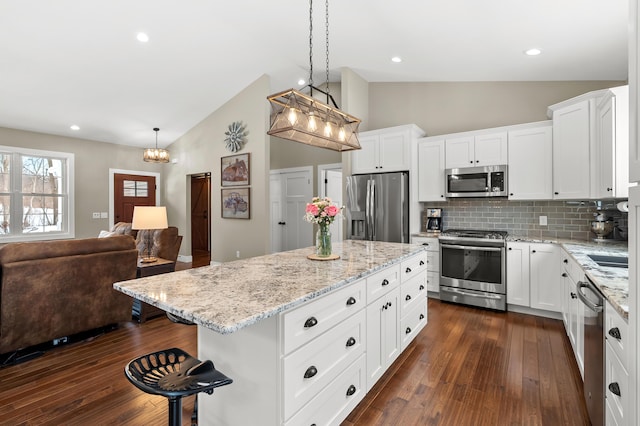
{"left": 0, "top": 0, "right": 628, "bottom": 149}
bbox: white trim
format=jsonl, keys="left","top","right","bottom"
{"left": 269, "top": 166, "right": 313, "bottom": 175}
{"left": 316, "top": 163, "right": 342, "bottom": 197}
{"left": 108, "top": 168, "right": 161, "bottom": 229}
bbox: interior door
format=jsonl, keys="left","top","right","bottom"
{"left": 113, "top": 173, "right": 156, "bottom": 223}
{"left": 270, "top": 168, "right": 312, "bottom": 253}
{"left": 191, "top": 173, "right": 211, "bottom": 265}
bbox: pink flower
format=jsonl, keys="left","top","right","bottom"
{"left": 306, "top": 203, "right": 319, "bottom": 216}
{"left": 325, "top": 205, "right": 340, "bottom": 217}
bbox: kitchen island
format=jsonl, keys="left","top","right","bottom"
{"left": 114, "top": 240, "right": 428, "bottom": 425}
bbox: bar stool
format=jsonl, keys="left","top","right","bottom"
{"left": 124, "top": 347, "right": 232, "bottom": 426}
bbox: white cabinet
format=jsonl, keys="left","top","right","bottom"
{"left": 561, "top": 250, "right": 584, "bottom": 377}
{"left": 550, "top": 99, "right": 593, "bottom": 199}
{"left": 417, "top": 138, "right": 446, "bottom": 201}
{"left": 352, "top": 124, "right": 424, "bottom": 174}
{"left": 411, "top": 235, "right": 439, "bottom": 293}
{"left": 506, "top": 242, "right": 561, "bottom": 313}
{"left": 507, "top": 123, "right": 553, "bottom": 200}
{"left": 594, "top": 86, "right": 630, "bottom": 199}
{"left": 366, "top": 287, "right": 400, "bottom": 390}
{"left": 605, "top": 301, "right": 629, "bottom": 426}
{"left": 445, "top": 132, "right": 508, "bottom": 169}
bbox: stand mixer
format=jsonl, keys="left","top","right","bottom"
{"left": 591, "top": 211, "right": 614, "bottom": 241}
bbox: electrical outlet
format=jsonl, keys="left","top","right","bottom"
{"left": 236, "top": 250, "right": 240, "bottom": 258}
{"left": 92, "top": 212, "right": 100, "bottom": 219}
{"left": 100, "top": 212, "right": 108, "bottom": 218}
{"left": 539, "top": 215, "right": 547, "bottom": 226}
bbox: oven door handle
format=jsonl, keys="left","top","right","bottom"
{"left": 441, "top": 287, "right": 504, "bottom": 300}
{"left": 440, "top": 244, "right": 503, "bottom": 252}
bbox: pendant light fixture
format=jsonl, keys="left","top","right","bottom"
{"left": 267, "top": 0, "right": 361, "bottom": 152}
{"left": 143, "top": 127, "right": 170, "bottom": 163}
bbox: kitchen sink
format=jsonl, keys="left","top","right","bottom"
{"left": 587, "top": 254, "right": 628, "bottom": 269}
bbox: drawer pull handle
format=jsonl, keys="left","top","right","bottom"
{"left": 304, "top": 366, "right": 318, "bottom": 379}
{"left": 562, "top": 273, "right": 568, "bottom": 277}
{"left": 346, "top": 296, "right": 357, "bottom": 306}
{"left": 406, "top": 267, "right": 412, "bottom": 273}
{"left": 608, "top": 327, "right": 622, "bottom": 340}
{"left": 405, "top": 294, "right": 412, "bottom": 301}
{"left": 420, "top": 314, "right": 425, "bottom": 320}
{"left": 346, "top": 337, "right": 356, "bottom": 347}
{"left": 608, "top": 382, "right": 621, "bottom": 397}
{"left": 563, "top": 259, "right": 568, "bottom": 263}
{"left": 381, "top": 279, "right": 389, "bottom": 286}
{"left": 422, "top": 243, "right": 429, "bottom": 246}
{"left": 419, "top": 285, "right": 425, "bottom": 291}
{"left": 304, "top": 317, "right": 318, "bottom": 328}
{"left": 405, "top": 327, "right": 412, "bottom": 334}
{"left": 419, "top": 260, "right": 425, "bottom": 266}
{"left": 570, "top": 292, "right": 577, "bottom": 299}
{"left": 346, "top": 385, "right": 357, "bottom": 396}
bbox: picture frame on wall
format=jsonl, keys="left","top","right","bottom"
{"left": 221, "top": 187, "right": 250, "bottom": 219}
{"left": 221, "top": 153, "right": 250, "bottom": 187}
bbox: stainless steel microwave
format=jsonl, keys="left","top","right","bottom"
{"left": 445, "top": 165, "right": 508, "bottom": 198}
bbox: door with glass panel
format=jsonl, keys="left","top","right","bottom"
{"left": 114, "top": 173, "right": 156, "bottom": 223}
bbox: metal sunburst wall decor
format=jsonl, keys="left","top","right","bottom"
{"left": 224, "top": 121, "right": 248, "bottom": 152}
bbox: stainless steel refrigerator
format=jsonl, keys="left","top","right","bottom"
{"left": 346, "top": 172, "right": 409, "bottom": 243}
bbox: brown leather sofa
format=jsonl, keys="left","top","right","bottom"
{"left": 0, "top": 235, "right": 138, "bottom": 355}
{"left": 111, "top": 222, "right": 182, "bottom": 268}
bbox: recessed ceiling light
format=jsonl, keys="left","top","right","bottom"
{"left": 70, "top": 125, "right": 80, "bottom": 131}
{"left": 297, "top": 79, "right": 305, "bottom": 86}
{"left": 137, "top": 32, "right": 149, "bottom": 43}
{"left": 524, "top": 48, "right": 541, "bottom": 56}
{"left": 391, "top": 56, "right": 402, "bottom": 63}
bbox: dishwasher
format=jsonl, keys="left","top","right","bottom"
{"left": 577, "top": 276, "right": 604, "bottom": 426}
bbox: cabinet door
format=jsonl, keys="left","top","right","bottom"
{"left": 529, "top": 244, "right": 562, "bottom": 312}
{"left": 417, "top": 139, "right": 446, "bottom": 201}
{"left": 379, "top": 130, "right": 410, "bottom": 172}
{"left": 506, "top": 242, "right": 530, "bottom": 306}
{"left": 351, "top": 135, "right": 379, "bottom": 174}
{"left": 552, "top": 100, "right": 591, "bottom": 199}
{"left": 595, "top": 94, "right": 616, "bottom": 199}
{"left": 445, "top": 136, "right": 474, "bottom": 169}
{"left": 474, "top": 132, "right": 508, "bottom": 166}
{"left": 365, "top": 287, "right": 400, "bottom": 391}
{"left": 508, "top": 125, "right": 553, "bottom": 200}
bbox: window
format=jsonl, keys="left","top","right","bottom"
{"left": 0, "top": 145, "right": 74, "bottom": 242}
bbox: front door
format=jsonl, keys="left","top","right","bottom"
{"left": 191, "top": 173, "right": 211, "bottom": 266}
{"left": 113, "top": 173, "right": 156, "bottom": 223}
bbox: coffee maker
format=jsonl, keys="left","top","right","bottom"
{"left": 421, "top": 208, "right": 443, "bottom": 234}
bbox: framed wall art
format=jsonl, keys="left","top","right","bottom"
{"left": 221, "top": 153, "right": 250, "bottom": 187}
{"left": 221, "top": 187, "right": 250, "bottom": 219}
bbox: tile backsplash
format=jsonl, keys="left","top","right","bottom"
{"left": 421, "top": 199, "right": 628, "bottom": 241}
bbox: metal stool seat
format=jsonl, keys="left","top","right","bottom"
{"left": 125, "top": 347, "right": 232, "bottom": 426}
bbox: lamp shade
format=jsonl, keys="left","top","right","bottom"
{"left": 131, "top": 206, "right": 168, "bottom": 230}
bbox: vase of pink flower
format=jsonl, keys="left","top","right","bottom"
{"left": 304, "top": 196, "right": 343, "bottom": 257}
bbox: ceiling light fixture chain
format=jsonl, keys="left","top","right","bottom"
{"left": 309, "top": 0, "right": 314, "bottom": 88}
{"left": 325, "top": 0, "right": 330, "bottom": 100}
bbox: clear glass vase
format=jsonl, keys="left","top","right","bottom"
{"left": 316, "top": 224, "right": 332, "bottom": 257}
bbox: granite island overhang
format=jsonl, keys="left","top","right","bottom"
{"left": 114, "top": 240, "right": 429, "bottom": 426}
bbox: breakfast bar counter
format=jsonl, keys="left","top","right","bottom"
{"left": 114, "top": 240, "right": 429, "bottom": 426}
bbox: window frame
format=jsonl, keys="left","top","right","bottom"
{"left": 0, "top": 145, "right": 75, "bottom": 243}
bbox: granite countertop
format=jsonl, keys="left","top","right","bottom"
{"left": 506, "top": 235, "right": 629, "bottom": 319}
{"left": 114, "top": 240, "right": 425, "bottom": 334}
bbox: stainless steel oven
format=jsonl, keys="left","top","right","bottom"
{"left": 439, "top": 229, "right": 507, "bottom": 311}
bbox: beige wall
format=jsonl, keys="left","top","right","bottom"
{"left": 164, "top": 75, "right": 271, "bottom": 263}
{"left": 0, "top": 126, "right": 163, "bottom": 239}
{"left": 368, "top": 81, "right": 626, "bottom": 136}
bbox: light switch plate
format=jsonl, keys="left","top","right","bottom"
{"left": 92, "top": 212, "right": 100, "bottom": 219}
{"left": 539, "top": 215, "right": 547, "bottom": 226}
{"left": 100, "top": 212, "right": 108, "bottom": 218}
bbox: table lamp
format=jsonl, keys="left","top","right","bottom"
{"left": 132, "top": 206, "right": 168, "bottom": 263}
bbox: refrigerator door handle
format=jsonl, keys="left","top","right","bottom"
{"left": 370, "top": 179, "right": 376, "bottom": 240}
{"left": 365, "top": 179, "right": 371, "bottom": 239}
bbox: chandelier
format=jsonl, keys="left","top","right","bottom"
{"left": 143, "top": 127, "right": 170, "bottom": 163}
{"left": 267, "top": 0, "right": 361, "bottom": 152}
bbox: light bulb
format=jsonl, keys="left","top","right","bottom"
{"left": 338, "top": 126, "right": 346, "bottom": 141}
{"left": 308, "top": 113, "right": 318, "bottom": 131}
{"left": 324, "top": 122, "right": 333, "bottom": 137}
{"left": 287, "top": 107, "right": 297, "bottom": 125}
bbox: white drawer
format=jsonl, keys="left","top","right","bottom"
{"left": 411, "top": 236, "right": 439, "bottom": 251}
{"left": 400, "top": 273, "right": 427, "bottom": 315}
{"left": 426, "top": 250, "right": 439, "bottom": 273}
{"left": 282, "top": 279, "right": 366, "bottom": 355}
{"left": 400, "top": 300, "right": 427, "bottom": 351}
{"left": 401, "top": 252, "right": 428, "bottom": 282}
{"left": 561, "top": 250, "right": 582, "bottom": 283}
{"left": 366, "top": 264, "right": 400, "bottom": 302}
{"left": 426, "top": 271, "right": 439, "bottom": 292}
{"left": 605, "top": 342, "right": 629, "bottom": 425}
{"left": 285, "top": 353, "right": 367, "bottom": 426}
{"left": 283, "top": 309, "right": 366, "bottom": 420}
{"left": 605, "top": 301, "right": 628, "bottom": 368}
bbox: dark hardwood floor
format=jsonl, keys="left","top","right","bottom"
{"left": 0, "top": 257, "right": 589, "bottom": 425}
